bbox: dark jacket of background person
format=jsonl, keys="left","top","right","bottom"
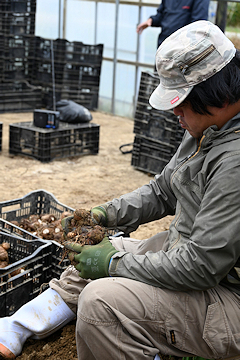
{"left": 150, "top": 0, "right": 210, "bottom": 47}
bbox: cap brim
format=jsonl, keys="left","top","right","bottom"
{"left": 149, "top": 83, "right": 194, "bottom": 110}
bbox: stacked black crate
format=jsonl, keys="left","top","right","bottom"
{"left": 32, "top": 37, "right": 67, "bottom": 109}
{"left": 0, "top": 35, "right": 4, "bottom": 82}
{"left": 0, "top": 0, "right": 36, "bottom": 36}
{"left": 0, "top": 0, "right": 41, "bottom": 112}
{"left": 131, "top": 71, "right": 185, "bottom": 175}
{"left": 31, "top": 38, "right": 103, "bottom": 111}
{"left": 61, "top": 41, "right": 103, "bottom": 110}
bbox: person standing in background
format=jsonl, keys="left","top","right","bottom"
{"left": 136, "top": 0, "right": 210, "bottom": 49}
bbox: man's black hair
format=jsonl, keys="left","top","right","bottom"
{"left": 186, "top": 49, "right": 240, "bottom": 115}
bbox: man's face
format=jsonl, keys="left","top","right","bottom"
{"left": 173, "top": 101, "right": 220, "bottom": 139}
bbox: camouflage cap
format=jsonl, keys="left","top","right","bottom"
{"left": 149, "top": 20, "right": 236, "bottom": 111}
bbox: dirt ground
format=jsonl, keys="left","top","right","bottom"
{"left": 0, "top": 111, "right": 173, "bottom": 360}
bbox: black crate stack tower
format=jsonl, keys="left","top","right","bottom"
{"left": 0, "top": 0, "right": 41, "bottom": 112}
{"left": 32, "top": 38, "right": 103, "bottom": 110}
{"left": 0, "top": 0, "right": 103, "bottom": 113}
{"left": 62, "top": 41, "right": 103, "bottom": 110}
{"left": 131, "top": 71, "right": 185, "bottom": 175}
{"left": 32, "top": 37, "right": 66, "bottom": 109}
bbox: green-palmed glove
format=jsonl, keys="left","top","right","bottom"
{"left": 64, "top": 236, "right": 118, "bottom": 279}
{"left": 91, "top": 205, "right": 108, "bottom": 226}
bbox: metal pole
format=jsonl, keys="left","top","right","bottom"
{"left": 58, "top": 0, "right": 61, "bottom": 38}
{"left": 111, "top": 0, "right": 119, "bottom": 115}
{"left": 216, "top": 1, "right": 228, "bottom": 32}
{"left": 94, "top": 2, "right": 98, "bottom": 44}
{"left": 63, "top": 0, "right": 67, "bottom": 39}
{"left": 134, "top": 5, "right": 141, "bottom": 111}
{"left": 51, "top": 40, "right": 56, "bottom": 111}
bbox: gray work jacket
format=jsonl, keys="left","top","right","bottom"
{"left": 107, "top": 115, "right": 240, "bottom": 295}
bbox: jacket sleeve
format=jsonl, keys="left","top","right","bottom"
{"left": 150, "top": 1, "right": 164, "bottom": 27}
{"left": 104, "top": 131, "right": 191, "bottom": 234}
{"left": 109, "top": 143, "right": 240, "bottom": 291}
{"left": 190, "top": 0, "right": 210, "bottom": 22}
{"left": 104, "top": 150, "right": 179, "bottom": 234}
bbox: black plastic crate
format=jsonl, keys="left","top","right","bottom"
{"left": 0, "top": 232, "right": 52, "bottom": 317}
{"left": 41, "top": 82, "right": 100, "bottom": 111}
{"left": 0, "top": 34, "right": 5, "bottom": 57}
{"left": 0, "top": 0, "right": 36, "bottom": 14}
{"left": 32, "top": 38, "right": 67, "bottom": 86}
{"left": 134, "top": 109, "right": 179, "bottom": 143}
{"left": 0, "top": 190, "right": 74, "bottom": 222}
{"left": 0, "top": 35, "right": 103, "bottom": 111}
{"left": 65, "top": 42, "right": 103, "bottom": 65}
{"left": 9, "top": 121, "right": 100, "bottom": 162}
{"left": 0, "top": 218, "right": 40, "bottom": 240}
{"left": 0, "top": 13, "right": 35, "bottom": 36}
{"left": 136, "top": 71, "right": 159, "bottom": 108}
{"left": 0, "top": 189, "right": 124, "bottom": 317}
{"left": 63, "top": 63, "right": 101, "bottom": 84}
{"left": 134, "top": 71, "right": 185, "bottom": 152}
{"left": 0, "top": 83, "right": 41, "bottom": 113}
{"left": 33, "top": 62, "right": 64, "bottom": 85}
{"left": 131, "top": 135, "right": 174, "bottom": 175}
{"left": 0, "top": 96, "right": 41, "bottom": 113}
{"left": 60, "top": 86, "right": 99, "bottom": 110}
{"left": 0, "top": 190, "right": 75, "bottom": 282}
{"left": 134, "top": 108, "right": 185, "bottom": 152}
{"left": 3, "top": 35, "right": 35, "bottom": 59}
{"left": 2, "top": 62, "right": 34, "bottom": 82}
{"left": 0, "top": 189, "right": 122, "bottom": 279}
{"left": 34, "top": 38, "right": 103, "bottom": 65}
{"left": 34, "top": 37, "right": 67, "bottom": 62}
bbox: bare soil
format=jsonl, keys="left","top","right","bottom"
{"left": 0, "top": 110, "right": 173, "bottom": 359}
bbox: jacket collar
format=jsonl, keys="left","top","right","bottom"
{"left": 200, "top": 113, "right": 240, "bottom": 150}
{"left": 220, "top": 111, "right": 240, "bottom": 131}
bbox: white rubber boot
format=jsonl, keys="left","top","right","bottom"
{"left": 154, "top": 355, "right": 161, "bottom": 360}
{"left": 0, "top": 288, "right": 75, "bottom": 359}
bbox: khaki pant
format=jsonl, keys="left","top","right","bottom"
{"left": 50, "top": 232, "right": 240, "bottom": 360}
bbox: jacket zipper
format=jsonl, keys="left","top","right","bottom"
{"left": 169, "top": 136, "right": 205, "bottom": 242}
{"left": 180, "top": 45, "right": 215, "bottom": 75}
{"left": 170, "top": 135, "right": 206, "bottom": 186}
